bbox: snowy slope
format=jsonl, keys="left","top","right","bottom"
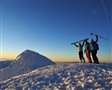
{"left": 0, "top": 50, "right": 55, "bottom": 81}
{"left": 0, "top": 63, "right": 112, "bottom": 90}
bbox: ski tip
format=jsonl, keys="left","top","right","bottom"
{"left": 71, "top": 43, "right": 75, "bottom": 45}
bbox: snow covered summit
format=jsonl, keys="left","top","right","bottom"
{"left": 0, "top": 49, "right": 56, "bottom": 81}
{"left": 0, "top": 63, "right": 112, "bottom": 90}
{"left": 14, "top": 49, "right": 56, "bottom": 69}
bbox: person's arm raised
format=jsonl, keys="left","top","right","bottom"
{"left": 95, "top": 35, "right": 98, "bottom": 43}
{"left": 74, "top": 43, "right": 78, "bottom": 47}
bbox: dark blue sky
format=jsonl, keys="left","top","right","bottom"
{"left": 0, "top": 0, "right": 111, "bottom": 62}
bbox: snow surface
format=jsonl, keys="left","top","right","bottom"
{"left": 0, "top": 50, "right": 55, "bottom": 81}
{"left": 0, "top": 63, "right": 112, "bottom": 90}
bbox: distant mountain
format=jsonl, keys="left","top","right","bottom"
{"left": 0, "top": 61, "right": 12, "bottom": 69}
{"left": 0, "top": 49, "right": 56, "bottom": 81}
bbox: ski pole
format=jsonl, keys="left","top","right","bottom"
{"left": 90, "top": 33, "right": 108, "bottom": 40}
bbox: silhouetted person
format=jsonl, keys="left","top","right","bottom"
{"left": 89, "top": 35, "right": 99, "bottom": 64}
{"left": 74, "top": 42, "right": 85, "bottom": 63}
{"left": 84, "top": 40, "right": 92, "bottom": 63}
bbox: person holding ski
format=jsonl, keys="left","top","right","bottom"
{"left": 84, "top": 40, "right": 92, "bottom": 63}
{"left": 73, "top": 42, "right": 85, "bottom": 63}
{"left": 89, "top": 35, "right": 99, "bottom": 64}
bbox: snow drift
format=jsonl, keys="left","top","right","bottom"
{"left": 0, "top": 49, "right": 56, "bottom": 81}
{"left": 0, "top": 63, "right": 112, "bottom": 90}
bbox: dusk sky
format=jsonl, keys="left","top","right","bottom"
{"left": 0, "top": 0, "right": 111, "bottom": 62}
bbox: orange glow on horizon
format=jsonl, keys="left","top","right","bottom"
{"left": 1, "top": 54, "right": 112, "bottom": 63}
{"left": 50, "top": 57, "right": 78, "bottom": 62}
{"left": 0, "top": 54, "right": 16, "bottom": 60}
{"left": 50, "top": 56, "right": 112, "bottom": 63}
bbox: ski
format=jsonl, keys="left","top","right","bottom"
{"left": 71, "top": 38, "right": 89, "bottom": 45}
{"left": 90, "top": 33, "right": 108, "bottom": 40}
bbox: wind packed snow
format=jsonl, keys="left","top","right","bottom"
{"left": 0, "top": 63, "right": 112, "bottom": 90}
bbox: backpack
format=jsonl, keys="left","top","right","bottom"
{"left": 94, "top": 43, "right": 99, "bottom": 50}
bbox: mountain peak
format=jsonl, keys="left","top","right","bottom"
{"left": 24, "top": 49, "right": 33, "bottom": 52}
{"left": 0, "top": 50, "right": 56, "bottom": 81}
{"left": 16, "top": 49, "right": 39, "bottom": 60}
{"left": 20, "top": 49, "right": 37, "bottom": 55}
